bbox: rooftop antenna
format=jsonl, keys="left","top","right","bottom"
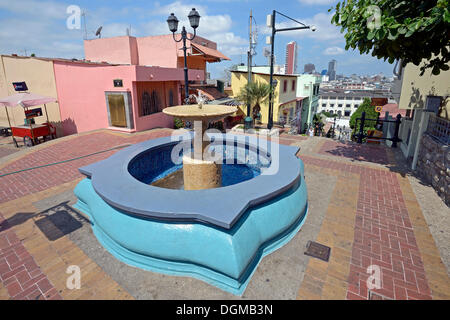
{"left": 95, "top": 26, "right": 103, "bottom": 38}
{"left": 81, "top": 9, "right": 88, "bottom": 40}
{"left": 263, "top": 47, "right": 271, "bottom": 65}
{"left": 126, "top": 27, "right": 130, "bottom": 36}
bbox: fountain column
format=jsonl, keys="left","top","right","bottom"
{"left": 163, "top": 103, "right": 237, "bottom": 191}
{"left": 183, "top": 120, "right": 222, "bottom": 190}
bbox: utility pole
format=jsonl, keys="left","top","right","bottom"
{"left": 247, "top": 10, "right": 253, "bottom": 118}
{"left": 267, "top": 10, "right": 276, "bottom": 130}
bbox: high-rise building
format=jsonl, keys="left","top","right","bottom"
{"left": 304, "top": 63, "right": 315, "bottom": 74}
{"left": 327, "top": 59, "right": 337, "bottom": 81}
{"left": 285, "top": 41, "right": 298, "bottom": 75}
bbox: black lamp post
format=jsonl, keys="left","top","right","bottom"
{"left": 167, "top": 8, "right": 201, "bottom": 104}
{"left": 267, "top": 10, "right": 315, "bottom": 129}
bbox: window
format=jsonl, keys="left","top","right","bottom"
{"left": 283, "top": 80, "right": 288, "bottom": 93}
{"left": 338, "top": 104, "right": 343, "bottom": 108}
{"left": 168, "top": 89, "right": 174, "bottom": 107}
{"left": 292, "top": 80, "right": 296, "bottom": 91}
{"left": 354, "top": 104, "right": 359, "bottom": 109}
{"left": 141, "top": 90, "right": 161, "bottom": 116}
{"left": 338, "top": 96, "right": 345, "bottom": 100}
{"left": 346, "top": 104, "right": 351, "bottom": 108}
{"left": 330, "top": 104, "right": 335, "bottom": 108}
{"left": 314, "top": 85, "right": 320, "bottom": 95}
{"left": 322, "top": 104, "right": 327, "bottom": 108}
{"left": 345, "top": 110, "right": 351, "bottom": 117}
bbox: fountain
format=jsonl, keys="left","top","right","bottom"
{"left": 73, "top": 98, "right": 308, "bottom": 295}
{"left": 162, "top": 94, "right": 237, "bottom": 190}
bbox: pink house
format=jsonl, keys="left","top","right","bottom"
{"left": 54, "top": 35, "right": 229, "bottom": 135}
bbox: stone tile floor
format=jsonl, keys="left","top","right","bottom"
{"left": 0, "top": 128, "right": 448, "bottom": 300}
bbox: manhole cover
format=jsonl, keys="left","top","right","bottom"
{"left": 304, "top": 241, "right": 331, "bottom": 262}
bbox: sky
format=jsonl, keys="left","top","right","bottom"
{"left": 0, "top": 0, "right": 394, "bottom": 79}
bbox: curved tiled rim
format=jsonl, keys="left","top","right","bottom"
{"left": 78, "top": 134, "right": 302, "bottom": 229}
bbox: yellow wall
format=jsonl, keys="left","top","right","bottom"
{"left": 398, "top": 61, "right": 450, "bottom": 120}
{"left": 0, "top": 56, "right": 62, "bottom": 136}
{"left": 230, "top": 72, "right": 297, "bottom": 124}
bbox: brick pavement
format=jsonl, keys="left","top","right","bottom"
{"left": 0, "top": 130, "right": 448, "bottom": 300}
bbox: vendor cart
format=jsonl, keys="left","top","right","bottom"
{"left": 0, "top": 91, "right": 57, "bottom": 147}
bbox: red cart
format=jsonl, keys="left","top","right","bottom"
{"left": 0, "top": 91, "right": 57, "bottom": 148}
{"left": 11, "top": 123, "right": 55, "bottom": 147}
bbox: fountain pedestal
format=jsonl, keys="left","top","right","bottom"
{"left": 183, "top": 156, "right": 222, "bottom": 190}
{"left": 163, "top": 104, "right": 237, "bottom": 191}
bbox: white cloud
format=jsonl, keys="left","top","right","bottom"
{"left": 0, "top": 0, "right": 68, "bottom": 19}
{"left": 262, "top": 13, "right": 343, "bottom": 44}
{"left": 152, "top": 1, "right": 207, "bottom": 17}
{"left": 0, "top": 0, "right": 246, "bottom": 61}
{"left": 141, "top": 2, "right": 246, "bottom": 57}
{"left": 323, "top": 46, "right": 345, "bottom": 55}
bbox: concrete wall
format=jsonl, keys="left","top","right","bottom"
{"left": 0, "top": 56, "right": 63, "bottom": 136}
{"left": 53, "top": 62, "right": 137, "bottom": 135}
{"left": 84, "top": 36, "right": 138, "bottom": 65}
{"left": 398, "top": 62, "right": 450, "bottom": 119}
{"left": 54, "top": 62, "right": 203, "bottom": 135}
{"left": 136, "top": 35, "right": 178, "bottom": 68}
{"left": 84, "top": 34, "right": 218, "bottom": 71}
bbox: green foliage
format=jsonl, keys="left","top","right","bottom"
{"left": 349, "top": 98, "right": 378, "bottom": 130}
{"left": 330, "top": 0, "right": 450, "bottom": 75}
{"left": 174, "top": 118, "right": 185, "bottom": 129}
{"left": 320, "top": 111, "right": 337, "bottom": 118}
{"left": 313, "top": 113, "right": 324, "bottom": 125}
{"left": 236, "top": 81, "right": 277, "bottom": 112}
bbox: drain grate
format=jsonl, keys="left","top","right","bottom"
{"left": 304, "top": 241, "right": 331, "bottom": 262}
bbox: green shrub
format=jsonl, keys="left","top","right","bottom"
{"left": 350, "top": 98, "right": 378, "bottom": 130}
{"left": 174, "top": 118, "right": 185, "bottom": 129}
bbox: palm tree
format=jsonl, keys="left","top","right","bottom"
{"left": 236, "top": 82, "right": 276, "bottom": 123}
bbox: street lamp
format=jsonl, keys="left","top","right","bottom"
{"left": 167, "top": 8, "right": 201, "bottom": 104}
{"left": 266, "top": 10, "right": 316, "bottom": 129}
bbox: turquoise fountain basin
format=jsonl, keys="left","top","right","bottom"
{"left": 74, "top": 134, "right": 308, "bottom": 295}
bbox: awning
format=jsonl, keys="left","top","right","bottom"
{"left": 190, "top": 43, "right": 230, "bottom": 61}
{"left": 0, "top": 92, "right": 56, "bottom": 107}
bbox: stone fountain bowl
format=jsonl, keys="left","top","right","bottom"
{"left": 163, "top": 104, "right": 238, "bottom": 123}
{"left": 73, "top": 133, "right": 308, "bottom": 295}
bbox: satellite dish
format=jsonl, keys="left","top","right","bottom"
{"left": 95, "top": 26, "right": 103, "bottom": 38}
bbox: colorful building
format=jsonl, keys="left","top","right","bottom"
{"left": 0, "top": 35, "right": 229, "bottom": 136}
{"left": 230, "top": 70, "right": 301, "bottom": 125}
{"left": 296, "top": 74, "right": 321, "bottom": 132}
{"left": 0, "top": 55, "right": 63, "bottom": 136}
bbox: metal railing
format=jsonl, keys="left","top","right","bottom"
{"left": 354, "top": 111, "right": 402, "bottom": 147}
{"left": 426, "top": 114, "right": 450, "bottom": 145}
